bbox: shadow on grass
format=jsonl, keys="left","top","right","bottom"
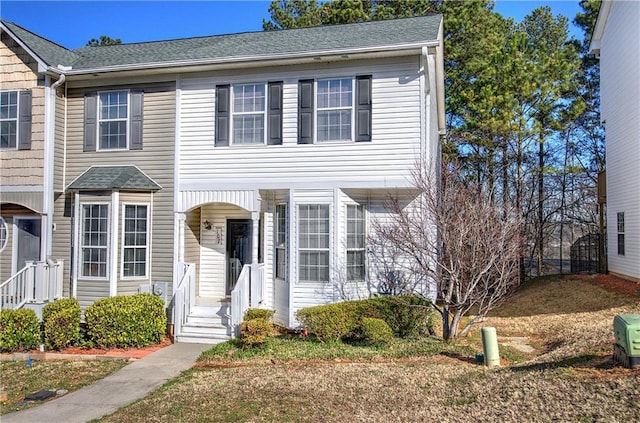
{"left": 505, "top": 352, "right": 619, "bottom": 373}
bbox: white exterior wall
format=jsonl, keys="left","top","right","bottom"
{"left": 599, "top": 1, "right": 640, "bottom": 280}
{"left": 178, "top": 56, "right": 423, "bottom": 190}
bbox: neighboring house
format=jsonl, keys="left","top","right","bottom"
{"left": 590, "top": 1, "right": 640, "bottom": 282}
{"left": 0, "top": 16, "right": 445, "bottom": 344}
{"left": 0, "top": 21, "right": 68, "bottom": 309}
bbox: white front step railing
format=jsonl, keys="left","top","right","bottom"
{"left": 0, "top": 260, "right": 64, "bottom": 310}
{"left": 174, "top": 262, "right": 196, "bottom": 339}
{"left": 230, "top": 263, "right": 265, "bottom": 337}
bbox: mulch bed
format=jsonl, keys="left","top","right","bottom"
{"left": 56, "top": 337, "right": 173, "bottom": 359}
{"left": 565, "top": 273, "right": 640, "bottom": 298}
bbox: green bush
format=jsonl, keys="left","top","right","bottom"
{"left": 296, "top": 295, "right": 434, "bottom": 342}
{"left": 244, "top": 308, "right": 275, "bottom": 321}
{"left": 360, "top": 317, "right": 394, "bottom": 345}
{"left": 369, "top": 295, "right": 434, "bottom": 338}
{"left": 240, "top": 318, "right": 274, "bottom": 347}
{"left": 42, "top": 298, "right": 81, "bottom": 350}
{"left": 0, "top": 309, "right": 41, "bottom": 352}
{"left": 85, "top": 294, "right": 167, "bottom": 348}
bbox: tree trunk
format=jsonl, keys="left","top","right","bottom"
{"left": 537, "top": 132, "right": 544, "bottom": 276}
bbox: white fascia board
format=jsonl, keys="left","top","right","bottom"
{"left": 62, "top": 42, "right": 437, "bottom": 77}
{"left": 589, "top": 1, "right": 613, "bottom": 55}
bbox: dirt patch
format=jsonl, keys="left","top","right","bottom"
{"left": 588, "top": 273, "right": 639, "bottom": 297}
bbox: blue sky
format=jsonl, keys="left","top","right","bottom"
{"left": 0, "top": 1, "right": 584, "bottom": 49}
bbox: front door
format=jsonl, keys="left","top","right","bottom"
{"left": 15, "top": 218, "right": 41, "bottom": 271}
{"left": 226, "top": 219, "right": 252, "bottom": 295}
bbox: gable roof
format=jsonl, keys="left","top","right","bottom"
{"left": 67, "top": 166, "right": 162, "bottom": 191}
{"left": 1, "top": 20, "right": 79, "bottom": 68}
{"left": 2, "top": 15, "right": 442, "bottom": 73}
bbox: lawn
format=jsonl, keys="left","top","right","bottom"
{"left": 0, "top": 359, "right": 128, "bottom": 414}
{"left": 86, "top": 276, "right": 640, "bottom": 421}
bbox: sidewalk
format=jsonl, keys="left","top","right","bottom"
{"left": 2, "top": 342, "right": 211, "bottom": 423}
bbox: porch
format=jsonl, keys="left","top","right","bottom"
{"left": 0, "top": 260, "right": 64, "bottom": 315}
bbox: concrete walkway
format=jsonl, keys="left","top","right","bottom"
{"left": 2, "top": 342, "right": 211, "bottom": 423}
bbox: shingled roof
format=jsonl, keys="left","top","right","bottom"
{"left": 2, "top": 15, "right": 442, "bottom": 71}
{"left": 67, "top": 166, "right": 161, "bottom": 191}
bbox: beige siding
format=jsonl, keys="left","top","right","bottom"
{"left": 0, "top": 33, "right": 45, "bottom": 186}
{"left": 53, "top": 93, "right": 66, "bottom": 192}
{"left": 52, "top": 191, "right": 72, "bottom": 296}
{"left": 179, "top": 56, "right": 423, "bottom": 190}
{"left": 53, "top": 81, "right": 176, "bottom": 306}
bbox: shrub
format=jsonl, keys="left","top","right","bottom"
{"left": 240, "top": 318, "right": 274, "bottom": 347}
{"left": 0, "top": 309, "right": 41, "bottom": 352}
{"left": 85, "top": 294, "right": 167, "bottom": 348}
{"left": 244, "top": 308, "right": 275, "bottom": 321}
{"left": 296, "top": 295, "right": 434, "bottom": 342}
{"left": 360, "top": 317, "right": 394, "bottom": 345}
{"left": 42, "top": 298, "right": 81, "bottom": 350}
{"left": 370, "top": 295, "right": 434, "bottom": 338}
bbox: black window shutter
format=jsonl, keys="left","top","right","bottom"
{"left": 17, "top": 90, "right": 32, "bottom": 150}
{"left": 129, "top": 90, "right": 144, "bottom": 150}
{"left": 83, "top": 92, "right": 97, "bottom": 152}
{"left": 298, "top": 79, "right": 314, "bottom": 144}
{"left": 355, "top": 75, "right": 372, "bottom": 142}
{"left": 215, "top": 85, "right": 230, "bottom": 146}
{"left": 268, "top": 81, "right": 283, "bottom": 145}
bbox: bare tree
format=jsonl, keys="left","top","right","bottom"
{"left": 369, "top": 167, "right": 523, "bottom": 340}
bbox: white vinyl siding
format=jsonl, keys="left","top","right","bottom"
{"left": 178, "top": 56, "right": 424, "bottom": 189}
{"left": 81, "top": 204, "right": 109, "bottom": 279}
{"left": 232, "top": 83, "right": 265, "bottom": 145}
{"left": 0, "top": 91, "right": 18, "bottom": 149}
{"left": 122, "top": 204, "right": 149, "bottom": 278}
{"left": 98, "top": 91, "right": 129, "bottom": 150}
{"left": 298, "top": 204, "right": 330, "bottom": 282}
{"left": 317, "top": 78, "right": 352, "bottom": 142}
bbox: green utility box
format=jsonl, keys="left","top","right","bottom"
{"left": 613, "top": 314, "right": 640, "bottom": 369}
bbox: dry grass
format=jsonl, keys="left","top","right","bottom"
{"left": 95, "top": 276, "right": 640, "bottom": 422}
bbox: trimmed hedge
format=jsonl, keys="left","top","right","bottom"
{"left": 240, "top": 318, "right": 274, "bottom": 347}
{"left": 42, "top": 298, "right": 81, "bottom": 350}
{"left": 244, "top": 308, "right": 275, "bottom": 321}
{"left": 296, "top": 295, "right": 434, "bottom": 342}
{"left": 85, "top": 294, "right": 167, "bottom": 348}
{"left": 361, "top": 317, "right": 394, "bottom": 345}
{"left": 0, "top": 309, "right": 41, "bottom": 352}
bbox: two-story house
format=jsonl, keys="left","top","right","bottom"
{"left": 590, "top": 0, "right": 640, "bottom": 282}
{"left": 1, "top": 16, "right": 445, "bottom": 344}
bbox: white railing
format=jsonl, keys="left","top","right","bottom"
{"left": 230, "top": 263, "right": 266, "bottom": 337}
{"left": 0, "top": 260, "right": 64, "bottom": 311}
{"left": 174, "top": 262, "right": 196, "bottom": 338}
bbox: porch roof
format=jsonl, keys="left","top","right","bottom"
{"left": 67, "top": 166, "right": 161, "bottom": 192}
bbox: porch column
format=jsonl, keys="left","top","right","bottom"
{"left": 251, "top": 211, "right": 259, "bottom": 265}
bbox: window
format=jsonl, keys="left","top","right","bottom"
{"left": 275, "top": 204, "right": 287, "bottom": 279}
{"left": 81, "top": 204, "right": 109, "bottom": 278}
{"left": 233, "top": 84, "right": 265, "bottom": 145}
{"left": 298, "top": 204, "right": 330, "bottom": 282}
{"left": 0, "top": 217, "right": 8, "bottom": 252}
{"left": 617, "top": 212, "right": 625, "bottom": 256}
{"left": 98, "top": 91, "right": 128, "bottom": 150}
{"left": 346, "top": 204, "right": 365, "bottom": 281}
{"left": 317, "top": 78, "right": 352, "bottom": 142}
{"left": 0, "top": 91, "right": 18, "bottom": 149}
{"left": 122, "top": 204, "right": 148, "bottom": 278}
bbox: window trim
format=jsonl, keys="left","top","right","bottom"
{"left": 346, "top": 203, "right": 366, "bottom": 282}
{"left": 315, "top": 77, "right": 354, "bottom": 143}
{"left": 0, "top": 90, "right": 19, "bottom": 150}
{"left": 275, "top": 204, "right": 287, "bottom": 280}
{"left": 96, "top": 89, "right": 130, "bottom": 151}
{"left": 121, "top": 203, "right": 150, "bottom": 280}
{"left": 231, "top": 82, "right": 267, "bottom": 146}
{"left": 617, "top": 211, "right": 625, "bottom": 256}
{"left": 297, "top": 203, "right": 331, "bottom": 283}
{"left": 80, "top": 202, "right": 110, "bottom": 280}
{"left": 0, "top": 217, "right": 8, "bottom": 252}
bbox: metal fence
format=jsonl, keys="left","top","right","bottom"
{"left": 570, "top": 233, "right": 601, "bottom": 273}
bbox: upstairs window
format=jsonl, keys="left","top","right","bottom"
{"left": 617, "top": 212, "right": 625, "bottom": 256}
{"left": 99, "top": 91, "right": 129, "bottom": 150}
{"left": 233, "top": 84, "right": 265, "bottom": 145}
{"left": 317, "top": 78, "right": 352, "bottom": 142}
{"left": 0, "top": 91, "right": 18, "bottom": 149}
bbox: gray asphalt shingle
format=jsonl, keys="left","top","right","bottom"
{"left": 67, "top": 166, "right": 162, "bottom": 191}
{"left": 2, "top": 15, "right": 441, "bottom": 71}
